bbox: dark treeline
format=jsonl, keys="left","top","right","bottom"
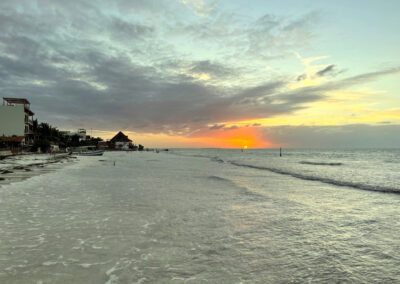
{"left": 32, "top": 119, "right": 102, "bottom": 152}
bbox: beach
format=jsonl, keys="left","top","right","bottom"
{"left": 1, "top": 150, "right": 400, "bottom": 283}
{"left": 0, "top": 153, "right": 72, "bottom": 186}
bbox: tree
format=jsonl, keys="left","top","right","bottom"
{"left": 32, "top": 139, "right": 50, "bottom": 153}
{"left": 70, "top": 134, "right": 80, "bottom": 147}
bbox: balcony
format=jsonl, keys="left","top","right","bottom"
{"left": 24, "top": 106, "right": 35, "bottom": 116}
{"left": 25, "top": 118, "right": 33, "bottom": 125}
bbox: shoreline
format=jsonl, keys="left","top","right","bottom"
{"left": 0, "top": 153, "right": 73, "bottom": 186}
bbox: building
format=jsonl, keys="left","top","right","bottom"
{"left": 0, "top": 97, "right": 34, "bottom": 145}
{"left": 77, "top": 129, "right": 87, "bottom": 141}
{"left": 110, "top": 131, "right": 132, "bottom": 150}
{"left": 97, "top": 141, "right": 109, "bottom": 150}
{"left": 61, "top": 128, "right": 88, "bottom": 141}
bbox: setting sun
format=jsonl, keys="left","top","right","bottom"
{"left": 201, "top": 127, "right": 272, "bottom": 148}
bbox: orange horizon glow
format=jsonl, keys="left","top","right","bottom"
{"left": 184, "top": 127, "right": 272, "bottom": 148}
{"left": 91, "top": 126, "right": 274, "bottom": 149}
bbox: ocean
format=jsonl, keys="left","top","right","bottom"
{"left": 1, "top": 149, "right": 400, "bottom": 283}
{"left": 174, "top": 148, "right": 400, "bottom": 193}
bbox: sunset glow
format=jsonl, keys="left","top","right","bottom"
{"left": 1, "top": 0, "right": 399, "bottom": 148}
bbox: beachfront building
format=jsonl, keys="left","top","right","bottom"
{"left": 0, "top": 97, "right": 35, "bottom": 146}
{"left": 97, "top": 141, "right": 109, "bottom": 150}
{"left": 61, "top": 128, "right": 88, "bottom": 141}
{"left": 110, "top": 131, "right": 132, "bottom": 150}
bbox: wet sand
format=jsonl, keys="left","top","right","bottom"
{"left": 0, "top": 154, "right": 73, "bottom": 186}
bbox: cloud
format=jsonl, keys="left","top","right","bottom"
{"left": 179, "top": 0, "right": 213, "bottom": 16}
{"left": 177, "top": 10, "right": 319, "bottom": 64}
{"left": 302, "top": 67, "right": 400, "bottom": 92}
{"left": 189, "top": 60, "right": 235, "bottom": 78}
{"left": 209, "top": 124, "right": 225, "bottom": 130}
{"left": 1, "top": 33, "right": 398, "bottom": 136}
{"left": 247, "top": 11, "right": 318, "bottom": 56}
{"left": 339, "top": 67, "right": 400, "bottom": 86}
{"left": 296, "top": 74, "right": 307, "bottom": 81}
{"left": 316, "top": 64, "right": 336, "bottom": 77}
{"left": 109, "top": 17, "right": 155, "bottom": 41}
{"left": 293, "top": 55, "right": 340, "bottom": 83}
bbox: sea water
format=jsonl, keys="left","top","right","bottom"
{"left": 1, "top": 149, "right": 400, "bottom": 283}
{"left": 174, "top": 148, "right": 400, "bottom": 193}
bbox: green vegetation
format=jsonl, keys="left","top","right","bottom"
{"left": 31, "top": 119, "right": 102, "bottom": 152}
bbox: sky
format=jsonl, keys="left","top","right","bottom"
{"left": 0, "top": 0, "right": 399, "bottom": 148}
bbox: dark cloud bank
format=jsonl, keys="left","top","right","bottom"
{"left": 0, "top": 0, "right": 399, "bottom": 147}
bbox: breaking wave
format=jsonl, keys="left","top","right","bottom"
{"left": 210, "top": 156, "right": 225, "bottom": 163}
{"left": 300, "top": 161, "right": 343, "bottom": 166}
{"left": 229, "top": 161, "right": 400, "bottom": 194}
{"left": 207, "top": 175, "right": 232, "bottom": 183}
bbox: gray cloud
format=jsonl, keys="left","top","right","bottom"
{"left": 209, "top": 124, "right": 225, "bottom": 130}
{"left": 175, "top": 9, "right": 319, "bottom": 64}
{"left": 296, "top": 74, "right": 307, "bottom": 81}
{"left": 316, "top": 64, "right": 336, "bottom": 77}
{"left": 297, "top": 64, "right": 341, "bottom": 82}
{"left": 109, "top": 17, "right": 155, "bottom": 42}
{"left": 189, "top": 60, "right": 236, "bottom": 78}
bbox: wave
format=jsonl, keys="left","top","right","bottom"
{"left": 170, "top": 151, "right": 212, "bottom": 160}
{"left": 229, "top": 161, "right": 400, "bottom": 194}
{"left": 206, "top": 175, "right": 266, "bottom": 199}
{"left": 300, "top": 161, "right": 343, "bottom": 166}
{"left": 207, "top": 175, "right": 232, "bottom": 183}
{"left": 210, "top": 156, "right": 225, "bottom": 163}
{"left": 384, "top": 159, "right": 398, "bottom": 164}
{"left": 170, "top": 151, "right": 225, "bottom": 164}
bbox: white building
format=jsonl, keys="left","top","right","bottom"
{"left": 0, "top": 98, "right": 34, "bottom": 145}
{"left": 77, "top": 129, "right": 87, "bottom": 141}
{"left": 61, "top": 128, "right": 88, "bottom": 141}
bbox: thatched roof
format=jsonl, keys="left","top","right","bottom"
{"left": 110, "top": 131, "right": 132, "bottom": 143}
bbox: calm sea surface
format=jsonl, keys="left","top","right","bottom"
{"left": 1, "top": 149, "right": 400, "bottom": 283}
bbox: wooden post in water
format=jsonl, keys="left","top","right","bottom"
{"left": 280, "top": 147, "right": 282, "bottom": 157}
